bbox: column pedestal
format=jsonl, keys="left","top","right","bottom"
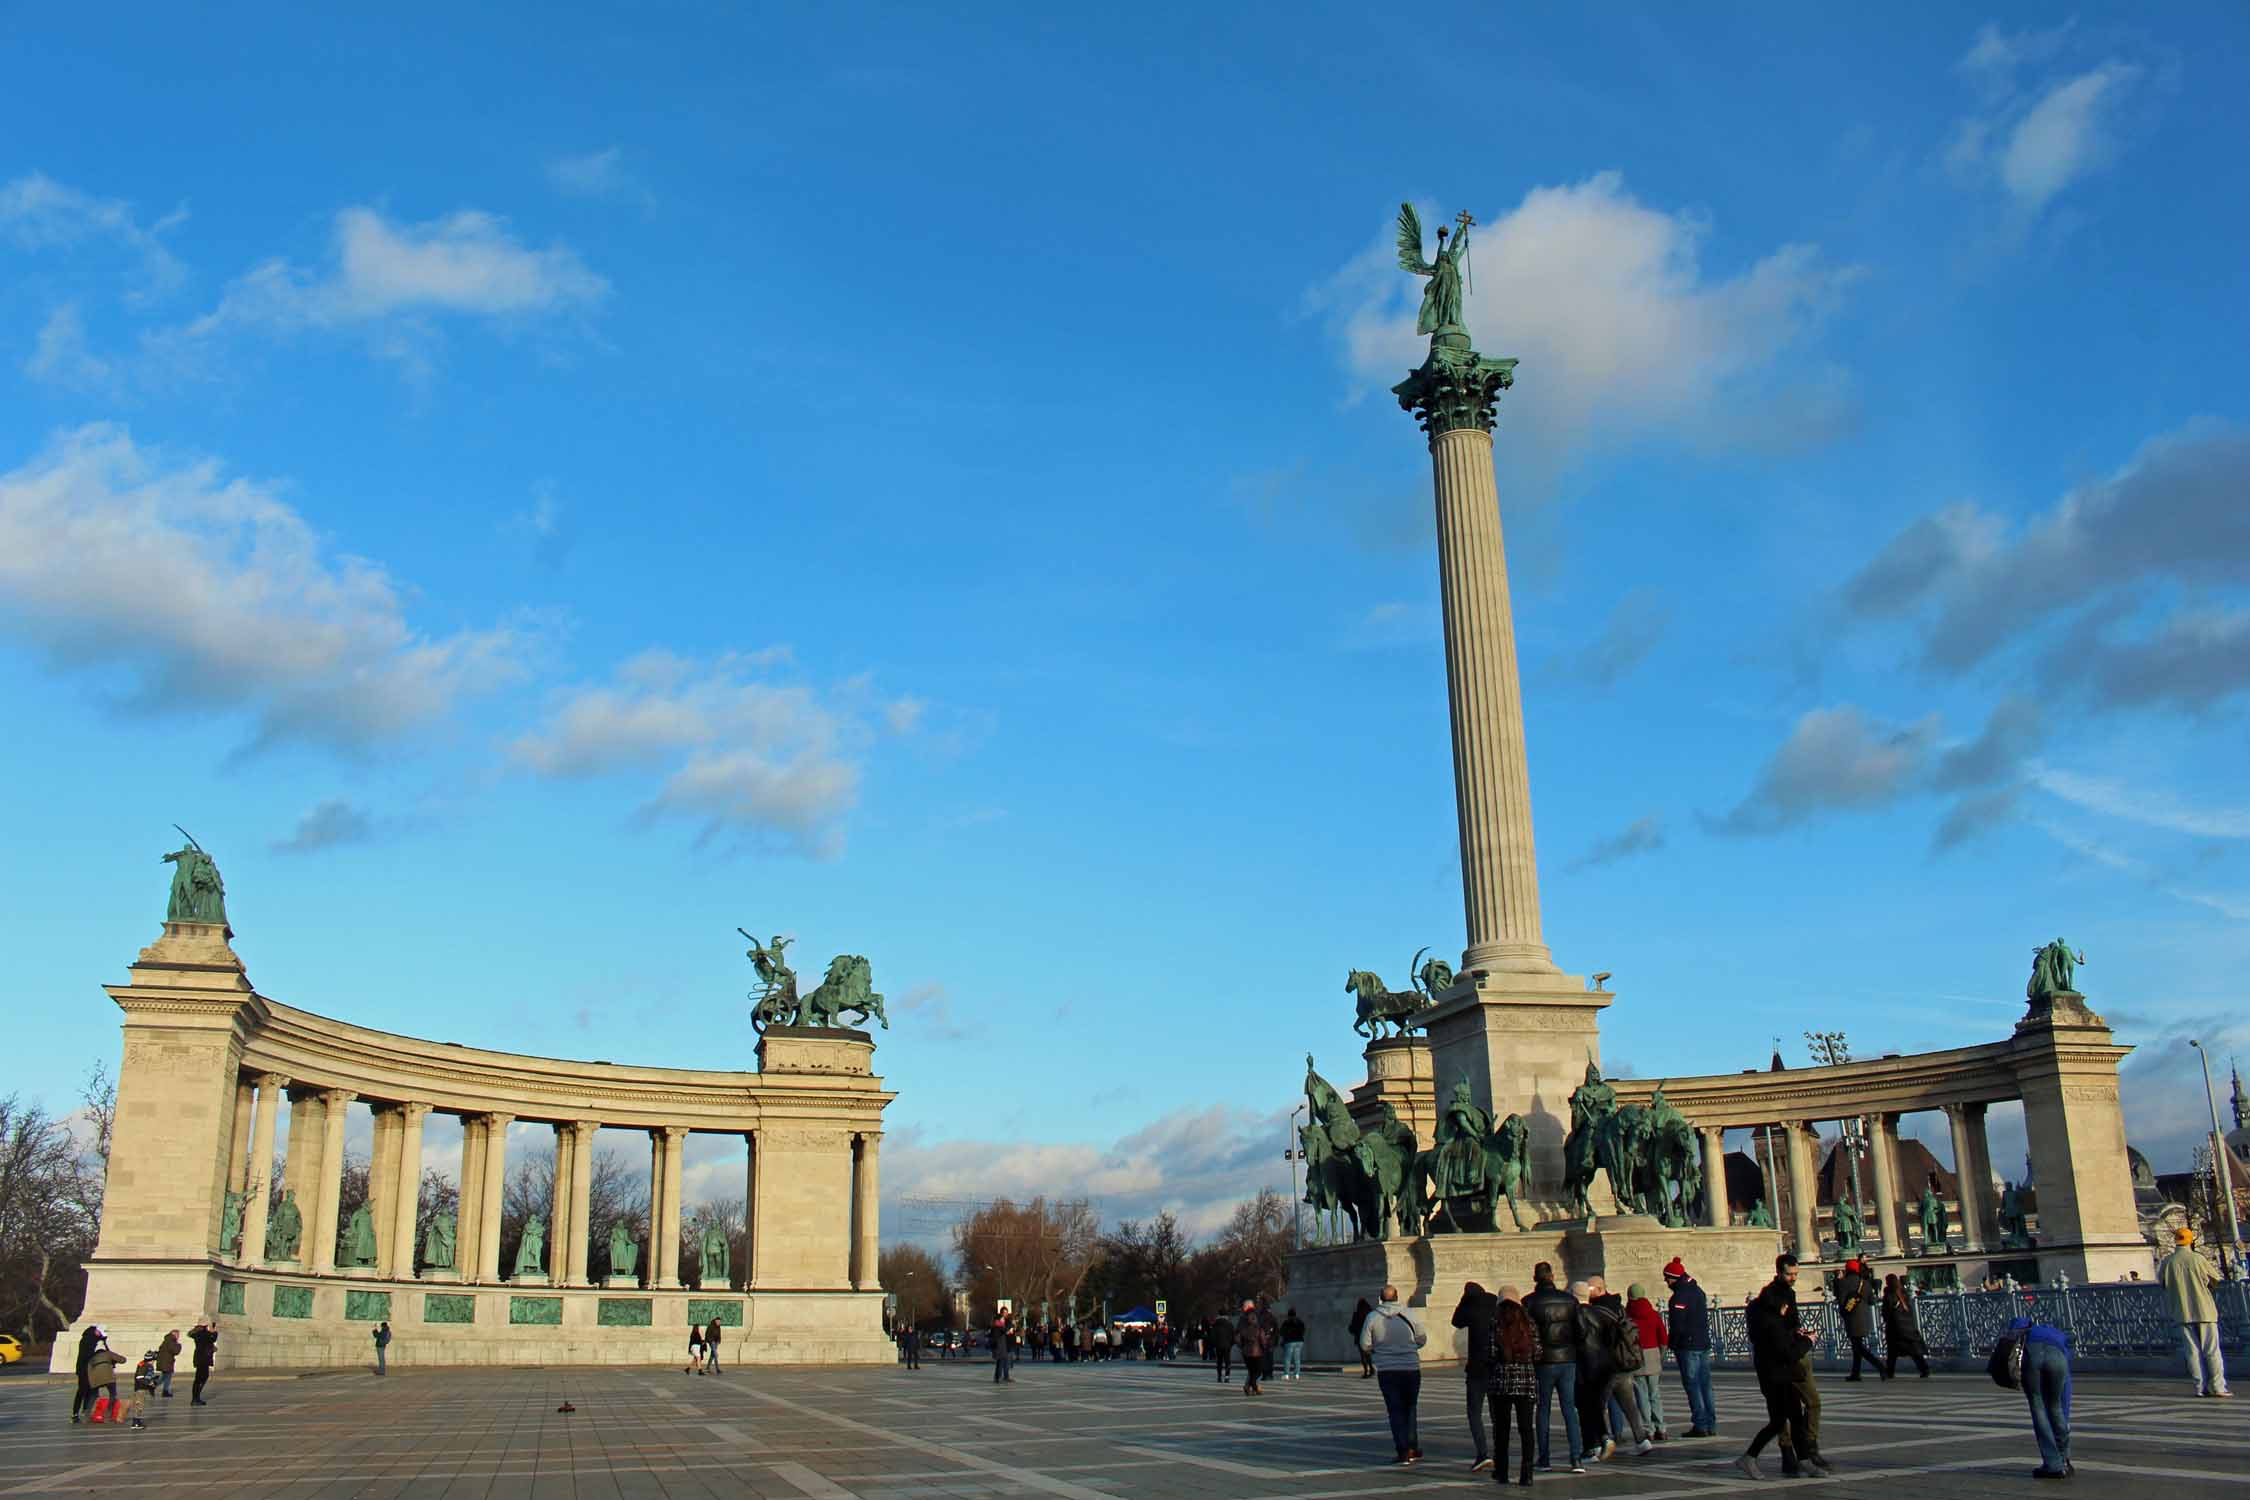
{"left": 1419, "top": 973, "right": 1611, "bottom": 1197}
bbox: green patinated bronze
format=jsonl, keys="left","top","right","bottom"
{"left": 219, "top": 1190, "right": 244, "bottom": 1256}
{"left": 273, "top": 1285, "right": 313, "bottom": 1319}
{"left": 344, "top": 1290, "right": 391, "bottom": 1321}
{"left": 513, "top": 1217, "right": 546, "bottom": 1277}
{"left": 423, "top": 1212, "right": 456, "bottom": 1270}
{"left": 609, "top": 1222, "right": 639, "bottom": 1278}
{"left": 162, "top": 827, "right": 229, "bottom": 926}
{"left": 218, "top": 1281, "right": 246, "bottom": 1315}
{"left": 1918, "top": 1179, "right": 1947, "bottom": 1245}
{"left": 2025, "top": 938, "right": 2086, "bottom": 1013}
{"left": 1746, "top": 1200, "right": 1777, "bottom": 1229}
{"left": 509, "top": 1296, "right": 563, "bottom": 1326}
{"left": 1296, "top": 1058, "right": 1424, "bottom": 1241}
{"left": 1997, "top": 1181, "right": 2031, "bottom": 1248}
{"left": 697, "top": 1224, "right": 730, "bottom": 1287}
{"left": 1640, "top": 1085, "right": 1703, "bottom": 1228}
{"left": 341, "top": 1204, "right": 378, "bottom": 1268}
{"left": 598, "top": 1297, "right": 654, "bottom": 1327}
{"left": 1419, "top": 1076, "right": 1534, "bottom": 1233}
{"left": 265, "top": 1190, "right": 303, "bottom": 1261}
{"left": 688, "top": 1298, "right": 743, "bottom": 1328}
{"left": 1832, "top": 1196, "right": 1864, "bottom": 1252}
{"left": 1562, "top": 1061, "right": 1619, "bottom": 1218}
{"left": 744, "top": 929, "right": 890, "bottom": 1031}
{"left": 1390, "top": 203, "right": 1517, "bottom": 438}
{"left": 424, "top": 1293, "right": 476, "bottom": 1325}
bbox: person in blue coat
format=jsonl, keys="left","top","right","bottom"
{"left": 2007, "top": 1312, "right": 2074, "bottom": 1479}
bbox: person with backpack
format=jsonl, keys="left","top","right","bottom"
{"left": 2002, "top": 1311, "right": 2074, "bottom": 1478}
{"left": 1881, "top": 1275, "right": 1929, "bottom": 1379}
{"left": 1662, "top": 1257, "right": 1717, "bottom": 1436}
{"left": 1624, "top": 1283, "right": 1670, "bottom": 1441}
{"left": 1361, "top": 1283, "right": 1428, "bottom": 1465}
{"left": 1834, "top": 1257, "right": 1885, "bottom": 1381}
{"left": 372, "top": 1320, "right": 391, "bottom": 1376}
{"left": 1522, "top": 1262, "right": 1585, "bottom": 1474}
{"left": 1452, "top": 1280, "right": 1500, "bottom": 1471}
{"left": 1486, "top": 1288, "right": 1538, "bottom": 1487}
{"left": 1573, "top": 1279, "right": 1650, "bottom": 1461}
{"left": 188, "top": 1321, "right": 218, "bottom": 1405}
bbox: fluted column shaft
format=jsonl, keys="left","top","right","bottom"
{"left": 370, "top": 1108, "right": 402, "bottom": 1274}
{"left": 569, "top": 1120, "right": 597, "bottom": 1283}
{"left": 458, "top": 1116, "right": 486, "bottom": 1277}
{"left": 309, "top": 1089, "right": 352, "bottom": 1274}
{"left": 1700, "top": 1126, "right": 1729, "bottom": 1228}
{"left": 1429, "top": 426, "right": 1551, "bottom": 974}
{"left": 391, "top": 1103, "right": 429, "bottom": 1277}
{"left": 657, "top": 1127, "right": 686, "bottom": 1288}
{"left": 1782, "top": 1120, "right": 1818, "bottom": 1259}
{"left": 227, "top": 1081, "right": 255, "bottom": 1195}
{"left": 478, "top": 1114, "right": 511, "bottom": 1283}
{"left": 852, "top": 1132, "right": 881, "bottom": 1290}
{"left": 1946, "top": 1104, "right": 1986, "bottom": 1251}
{"left": 549, "top": 1125, "right": 574, "bottom": 1282}
{"left": 239, "top": 1073, "right": 285, "bottom": 1263}
{"left": 745, "top": 1130, "right": 763, "bottom": 1291}
{"left": 1870, "top": 1113, "right": 1903, "bottom": 1251}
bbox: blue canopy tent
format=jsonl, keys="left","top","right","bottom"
{"left": 1115, "top": 1304, "right": 1158, "bottom": 1325}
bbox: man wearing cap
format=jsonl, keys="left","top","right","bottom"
{"left": 1834, "top": 1256, "right": 1885, "bottom": 1381}
{"left": 1663, "top": 1257, "right": 1716, "bottom": 1436}
{"left": 188, "top": 1320, "right": 219, "bottom": 1405}
{"left": 2160, "top": 1226, "right": 2231, "bottom": 1397}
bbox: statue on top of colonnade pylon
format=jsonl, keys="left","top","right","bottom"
{"left": 161, "top": 827, "right": 228, "bottom": 928}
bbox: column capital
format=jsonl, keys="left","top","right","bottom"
{"left": 482, "top": 1111, "right": 516, "bottom": 1129}
{"left": 656, "top": 1124, "right": 690, "bottom": 1142}
{"left": 1394, "top": 336, "right": 1518, "bottom": 438}
{"left": 575, "top": 1117, "right": 603, "bottom": 1133}
{"left": 855, "top": 1129, "right": 883, "bottom": 1146}
{"left": 254, "top": 1071, "right": 290, "bottom": 1091}
{"left": 400, "top": 1101, "right": 434, "bottom": 1122}
{"left": 317, "top": 1086, "right": 354, "bottom": 1108}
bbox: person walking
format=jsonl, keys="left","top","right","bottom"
{"left": 1738, "top": 1254, "right": 1826, "bottom": 1480}
{"left": 1280, "top": 1307, "right": 1306, "bottom": 1380}
{"left": 1662, "top": 1257, "right": 1717, "bottom": 1437}
{"left": 704, "top": 1317, "right": 723, "bottom": 1374}
{"left": 372, "top": 1320, "right": 391, "bottom": 1376}
{"left": 70, "top": 1325, "right": 102, "bottom": 1423}
{"left": 1210, "top": 1312, "right": 1235, "bottom": 1383}
{"left": 991, "top": 1309, "right": 1014, "bottom": 1383}
{"left": 1453, "top": 1280, "right": 1500, "bottom": 1472}
{"left": 154, "top": 1330, "right": 181, "bottom": 1399}
{"left": 1236, "top": 1300, "right": 1270, "bottom": 1396}
{"left": 1523, "top": 1262, "right": 1586, "bottom": 1474}
{"left": 1625, "top": 1283, "right": 1669, "bottom": 1441}
{"left": 1881, "top": 1275, "right": 1929, "bottom": 1379}
{"left": 1362, "top": 1283, "right": 1427, "bottom": 1465}
{"left": 188, "top": 1321, "right": 218, "bottom": 1405}
{"left": 2008, "top": 1311, "right": 2075, "bottom": 1478}
{"left": 1835, "top": 1257, "right": 1885, "bottom": 1381}
{"left": 1489, "top": 1289, "right": 1538, "bottom": 1487}
{"left": 2160, "top": 1225, "right": 2231, "bottom": 1397}
{"left": 1349, "top": 1297, "right": 1376, "bottom": 1378}
{"left": 84, "top": 1339, "right": 136, "bottom": 1427}
{"left": 1575, "top": 1279, "right": 1651, "bottom": 1461}
{"left": 903, "top": 1324, "right": 922, "bottom": 1370}
{"left": 689, "top": 1325, "right": 705, "bottom": 1373}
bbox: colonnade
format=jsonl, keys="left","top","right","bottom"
{"left": 223, "top": 1072, "right": 885, "bottom": 1291}
{"left": 1718, "top": 1103, "right": 1999, "bottom": 1259}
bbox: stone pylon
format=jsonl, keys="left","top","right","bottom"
{"left": 1393, "top": 326, "right": 1609, "bottom": 1198}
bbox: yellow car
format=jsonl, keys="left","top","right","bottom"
{"left": 0, "top": 1335, "right": 23, "bottom": 1365}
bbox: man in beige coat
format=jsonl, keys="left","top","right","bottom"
{"left": 2159, "top": 1226, "right": 2230, "bottom": 1398}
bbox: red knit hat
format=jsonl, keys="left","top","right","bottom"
{"left": 1662, "top": 1257, "right": 1687, "bottom": 1280}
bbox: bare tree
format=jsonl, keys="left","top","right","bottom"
{"left": 951, "top": 1197, "right": 1100, "bottom": 1324}
{"left": 0, "top": 1081, "right": 106, "bottom": 1343}
{"left": 682, "top": 1197, "right": 745, "bottom": 1288}
{"left": 878, "top": 1243, "right": 948, "bottom": 1327}
{"left": 500, "top": 1146, "right": 639, "bottom": 1278}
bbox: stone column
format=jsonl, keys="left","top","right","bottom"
{"left": 1964, "top": 1102, "right": 2001, "bottom": 1248}
{"left": 569, "top": 1119, "right": 597, "bottom": 1284}
{"left": 369, "top": 1107, "right": 402, "bottom": 1275}
{"left": 549, "top": 1123, "right": 575, "bottom": 1282}
{"left": 227, "top": 1080, "right": 255, "bottom": 1195}
{"left": 282, "top": 1087, "right": 321, "bottom": 1207}
{"left": 1945, "top": 1104, "right": 1985, "bottom": 1251}
{"left": 1869, "top": 1112, "right": 1903, "bottom": 1252}
{"left": 646, "top": 1131, "right": 665, "bottom": 1287}
{"left": 1783, "top": 1119, "right": 1819, "bottom": 1259}
{"left": 457, "top": 1115, "right": 486, "bottom": 1278}
{"left": 308, "top": 1088, "right": 352, "bottom": 1274}
{"left": 390, "top": 1103, "right": 429, "bottom": 1278}
{"left": 239, "top": 1073, "right": 286, "bottom": 1264}
{"left": 477, "top": 1114, "right": 511, "bottom": 1284}
{"left": 656, "top": 1127, "right": 686, "bottom": 1288}
{"left": 851, "top": 1132, "right": 881, "bottom": 1290}
{"left": 745, "top": 1129, "right": 763, "bottom": 1290}
{"left": 1700, "top": 1126, "right": 1729, "bottom": 1228}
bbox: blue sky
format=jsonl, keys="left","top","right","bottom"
{"left": 5, "top": 3, "right": 2246, "bottom": 1238}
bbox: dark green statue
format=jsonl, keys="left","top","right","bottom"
{"left": 2026, "top": 939, "right": 2085, "bottom": 1010}
{"left": 1563, "top": 1061, "right": 1619, "bottom": 1218}
{"left": 265, "top": 1189, "right": 302, "bottom": 1260}
{"left": 1746, "top": 1199, "right": 1776, "bottom": 1229}
{"left": 1918, "top": 1178, "right": 1947, "bottom": 1245}
{"left": 1396, "top": 203, "right": 1470, "bottom": 336}
{"left": 162, "top": 827, "right": 228, "bottom": 926}
{"left": 744, "top": 929, "right": 888, "bottom": 1030}
{"left": 1346, "top": 969, "right": 1426, "bottom": 1039}
{"left": 699, "top": 1223, "right": 729, "bottom": 1285}
{"left": 423, "top": 1212, "right": 456, "bottom": 1270}
{"left": 219, "top": 1189, "right": 244, "bottom": 1256}
{"left": 341, "top": 1203, "right": 377, "bottom": 1267}
{"left": 1432, "top": 1079, "right": 1492, "bottom": 1202}
{"left": 1391, "top": 201, "right": 1519, "bottom": 439}
{"left": 609, "top": 1221, "right": 639, "bottom": 1277}
{"left": 1423, "top": 1075, "right": 1533, "bottom": 1233}
{"left": 514, "top": 1216, "right": 546, "bottom": 1277}
{"left": 1640, "top": 1086, "right": 1702, "bottom": 1228}
{"left": 1997, "top": 1181, "right": 2030, "bottom": 1247}
{"left": 1832, "top": 1196, "right": 1863, "bottom": 1252}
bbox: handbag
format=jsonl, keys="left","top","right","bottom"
{"left": 1986, "top": 1331, "right": 2024, "bottom": 1389}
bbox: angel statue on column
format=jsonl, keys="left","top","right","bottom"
{"left": 1396, "top": 203, "right": 1474, "bottom": 336}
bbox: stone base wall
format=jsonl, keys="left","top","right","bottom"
{"left": 1287, "top": 1221, "right": 1787, "bottom": 1366}
{"left": 49, "top": 1263, "right": 892, "bottom": 1369}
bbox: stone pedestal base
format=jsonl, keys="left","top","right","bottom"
{"left": 1418, "top": 970, "right": 1614, "bottom": 1194}
{"left": 511, "top": 1272, "right": 550, "bottom": 1286}
{"left": 603, "top": 1274, "right": 640, "bottom": 1289}
{"left": 2032, "top": 1235, "right": 2154, "bottom": 1285}
{"left": 337, "top": 1265, "right": 378, "bottom": 1279}
{"left": 420, "top": 1267, "right": 462, "bottom": 1283}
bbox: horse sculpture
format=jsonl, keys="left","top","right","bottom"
{"left": 1641, "top": 1093, "right": 1702, "bottom": 1227}
{"left": 800, "top": 953, "right": 889, "bottom": 1030}
{"left": 1346, "top": 969, "right": 1426, "bottom": 1038}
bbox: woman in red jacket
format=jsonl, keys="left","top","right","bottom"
{"left": 1625, "top": 1284, "right": 1671, "bottom": 1441}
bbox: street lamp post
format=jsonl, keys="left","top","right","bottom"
{"left": 2189, "top": 1040, "right": 2243, "bottom": 1279}
{"left": 1286, "top": 1103, "right": 1306, "bottom": 1250}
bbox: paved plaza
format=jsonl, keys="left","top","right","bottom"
{"left": 1, "top": 1358, "right": 2241, "bottom": 1499}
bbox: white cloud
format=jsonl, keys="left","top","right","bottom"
{"left": 1943, "top": 24, "right": 2147, "bottom": 216}
{"left": 884, "top": 696, "right": 927, "bottom": 734}
{"left": 1316, "top": 176, "right": 1857, "bottom": 484}
{"left": 1999, "top": 63, "right": 2141, "bottom": 209}
{"left": 0, "top": 425, "right": 530, "bottom": 754}
{"left": 510, "top": 649, "right": 880, "bottom": 857}
{"left": 24, "top": 304, "right": 114, "bottom": 392}
{"left": 0, "top": 171, "right": 186, "bottom": 301}
{"left": 1706, "top": 706, "right": 1939, "bottom": 836}
{"left": 2029, "top": 766, "right": 2250, "bottom": 840}
{"left": 546, "top": 147, "right": 652, "bottom": 208}
{"left": 271, "top": 798, "right": 377, "bottom": 855}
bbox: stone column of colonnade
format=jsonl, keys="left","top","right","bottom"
{"left": 851, "top": 1132, "right": 880, "bottom": 1290}
{"left": 1945, "top": 1103, "right": 1990, "bottom": 1250}
{"left": 651, "top": 1127, "right": 685, "bottom": 1288}
{"left": 1699, "top": 1127, "right": 1728, "bottom": 1228}
{"left": 1869, "top": 1113, "right": 1904, "bottom": 1250}
{"left": 1782, "top": 1120, "right": 1818, "bottom": 1258}
{"left": 457, "top": 1114, "right": 486, "bottom": 1277}
{"left": 388, "top": 1103, "right": 429, "bottom": 1276}
{"left": 569, "top": 1119, "right": 597, "bottom": 1284}
{"left": 238, "top": 1073, "right": 285, "bottom": 1264}
{"left": 308, "top": 1088, "right": 350, "bottom": 1274}
{"left": 548, "top": 1124, "right": 574, "bottom": 1282}
{"left": 1427, "top": 424, "right": 1553, "bottom": 977}
{"left": 476, "top": 1114, "right": 511, "bottom": 1283}
{"left": 227, "top": 1081, "right": 254, "bottom": 1199}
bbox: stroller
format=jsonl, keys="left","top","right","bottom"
{"left": 132, "top": 1352, "right": 159, "bottom": 1394}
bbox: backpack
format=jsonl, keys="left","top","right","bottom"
{"left": 1605, "top": 1306, "right": 1642, "bottom": 1370}
{"left": 1987, "top": 1331, "right": 2024, "bottom": 1390}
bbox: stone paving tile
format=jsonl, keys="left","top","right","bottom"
{"left": 0, "top": 1359, "right": 2243, "bottom": 1498}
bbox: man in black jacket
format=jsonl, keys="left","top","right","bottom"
{"left": 1738, "top": 1255, "right": 1828, "bottom": 1479}
{"left": 1576, "top": 1278, "right": 1651, "bottom": 1461}
{"left": 187, "top": 1321, "right": 219, "bottom": 1405}
{"left": 1521, "top": 1262, "right": 1586, "bottom": 1473}
{"left": 1834, "top": 1257, "right": 1886, "bottom": 1381}
{"left": 1663, "top": 1256, "right": 1717, "bottom": 1436}
{"left": 1452, "top": 1281, "right": 1500, "bottom": 1472}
